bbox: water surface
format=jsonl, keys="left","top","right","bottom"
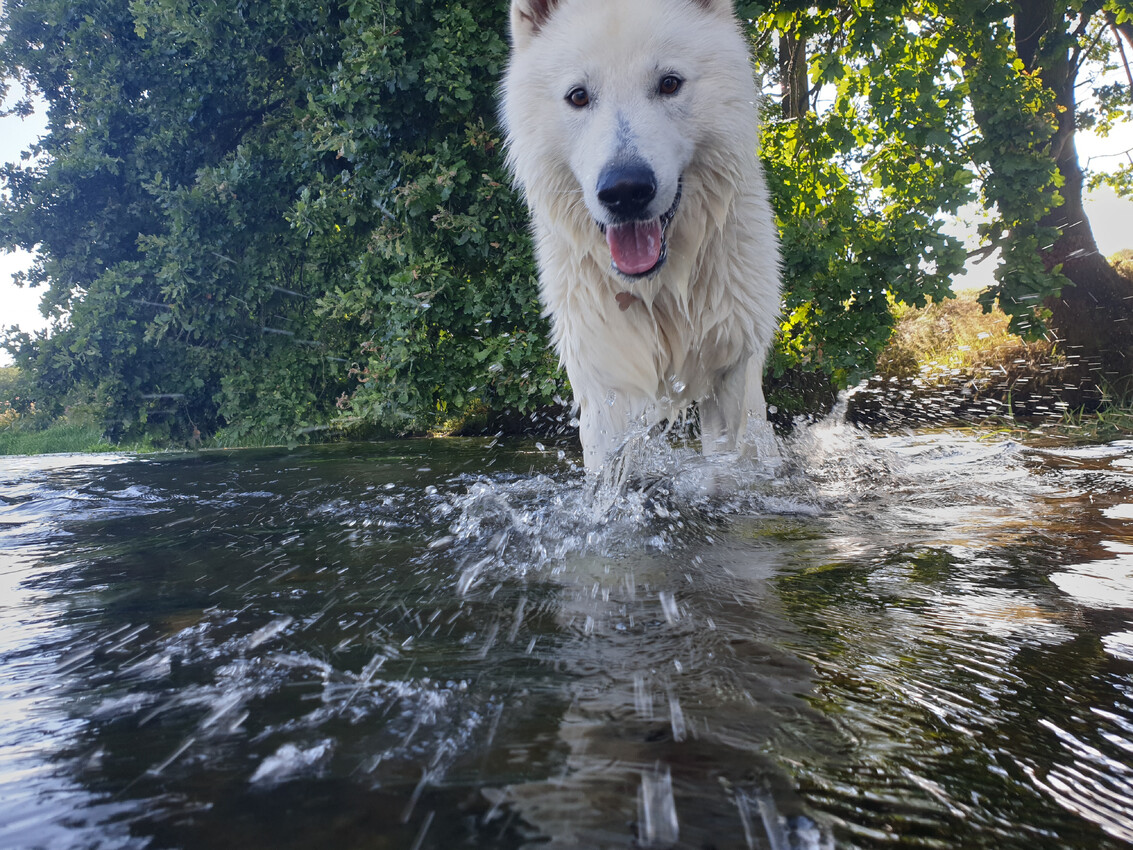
{"left": 1, "top": 425, "right": 1132, "bottom": 848}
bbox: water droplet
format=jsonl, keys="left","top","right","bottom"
{"left": 634, "top": 672, "right": 653, "bottom": 719}
{"left": 507, "top": 596, "right": 527, "bottom": 643}
{"left": 246, "top": 615, "right": 293, "bottom": 650}
{"left": 669, "top": 693, "right": 686, "bottom": 742}
{"left": 456, "top": 555, "right": 492, "bottom": 595}
{"left": 637, "top": 764, "right": 679, "bottom": 846}
{"left": 249, "top": 739, "right": 334, "bottom": 787}
{"left": 475, "top": 622, "right": 498, "bottom": 659}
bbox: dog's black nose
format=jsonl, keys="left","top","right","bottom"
{"left": 597, "top": 163, "right": 657, "bottom": 220}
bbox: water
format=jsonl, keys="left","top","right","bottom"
{"left": 1, "top": 424, "right": 1132, "bottom": 849}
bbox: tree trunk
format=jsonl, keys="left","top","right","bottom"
{"left": 1017, "top": 0, "right": 1133, "bottom": 402}
{"left": 779, "top": 31, "right": 808, "bottom": 120}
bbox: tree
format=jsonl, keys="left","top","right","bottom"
{"left": 1, "top": 0, "right": 561, "bottom": 442}
{"left": 0, "top": 0, "right": 356, "bottom": 442}
{"left": 754, "top": 0, "right": 1133, "bottom": 404}
{"left": 748, "top": 2, "right": 975, "bottom": 409}
{"left": 984, "top": 0, "right": 1133, "bottom": 401}
{"left": 295, "top": 0, "right": 562, "bottom": 432}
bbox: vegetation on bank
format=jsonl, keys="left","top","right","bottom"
{"left": 1, "top": 0, "right": 1131, "bottom": 449}
{"left": 0, "top": 419, "right": 118, "bottom": 455}
{"left": 846, "top": 268, "right": 1133, "bottom": 441}
{"left": 1, "top": 365, "right": 140, "bottom": 452}
{"left": 5, "top": 279, "right": 1131, "bottom": 457}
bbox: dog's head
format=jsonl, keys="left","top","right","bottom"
{"left": 501, "top": 0, "right": 758, "bottom": 280}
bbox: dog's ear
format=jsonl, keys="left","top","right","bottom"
{"left": 690, "top": 0, "right": 737, "bottom": 18}
{"left": 509, "top": 0, "right": 561, "bottom": 49}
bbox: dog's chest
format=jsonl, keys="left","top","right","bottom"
{"left": 623, "top": 290, "right": 748, "bottom": 395}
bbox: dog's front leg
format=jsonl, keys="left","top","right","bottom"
{"left": 577, "top": 392, "right": 625, "bottom": 472}
{"left": 701, "top": 356, "right": 774, "bottom": 459}
{"left": 700, "top": 363, "right": 747, "bottom": 456}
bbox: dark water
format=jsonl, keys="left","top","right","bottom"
{"left": 1, "top": 424, "right": 1132, "bottom": 849}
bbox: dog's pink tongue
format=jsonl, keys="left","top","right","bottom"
{"left": 606, "top": 220, "right": 662, "bottom": 275}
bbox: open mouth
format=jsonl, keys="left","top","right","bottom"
{"left": 599, "top": 182, "right": 682, "bottom": 278}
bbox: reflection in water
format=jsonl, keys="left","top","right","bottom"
{"left": 0, "top": 430, "right": 1131, "bottom": 848}
{"left": 1051, "top": 541, "right": 1133, "bottom": 608}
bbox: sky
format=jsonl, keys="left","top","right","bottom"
{"left": 1, "top": 95, "right": 48, "bottom": 361}
{"left": 2, "top": 77, "right": 1132, "bottom": 366}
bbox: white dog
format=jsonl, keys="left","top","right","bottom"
{"left": 501, "top": 0, "right": 781, "bottom": 472}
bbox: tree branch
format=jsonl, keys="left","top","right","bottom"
{"left": 1107, "top": 12, "right": 1133, "bottom": 97}
{"left": 1109, "top": 11, "right": 1133, "bottom": 50}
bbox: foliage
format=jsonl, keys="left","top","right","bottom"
{"left": 756, "top": 7, "right": 973, "bottom": 387}
{"left": 0, "top": 364, "right": 119, "bottom": 453}
{"left": 0, "top": 0, "right": 559, "bottom": 443}
{"left": 297, "top": 0, "right": 562, "bottom": 432}
{"left": 754, "top": 0, "right": 1131, "bottom": 354}
{"left": 0, "top": 0, "right": 357, "bottom": 443}
{"left": 0, "top": 420, "right": 119, "bottom": 455}
{"left": 952, "top": 11, "right": 1066, "bottom": 338}
{"left": 0, "top": 364, "right": 34, "bottom": 413}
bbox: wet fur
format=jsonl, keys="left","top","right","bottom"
{"left": 501, "top": 0, "right": 781, "bottom": 471}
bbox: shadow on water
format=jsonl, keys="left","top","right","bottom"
{"left": 1, "top": 423, "right": 1132, "bottom": 849}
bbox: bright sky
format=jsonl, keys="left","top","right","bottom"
{"left": 2, "top": 79, "right": 1132, "bottom": 365}
{"left": 947, "top": 133, "right": 1133, "bottom": 293}
{"left": 1, "top": 95, "right": 48, "bottom": 362}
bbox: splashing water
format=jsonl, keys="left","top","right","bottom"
{"left": 637, "top": 763, "right": 679, "bottom": 846}
{"left": 1, "top": 422, "right": 1133, "bottom": 848}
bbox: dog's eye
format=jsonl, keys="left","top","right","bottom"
{"left": 658, "top": 75, "right": 682, "bottom": 96}
{"left": 566, "top": 87, "right": 590, "bottom": 108}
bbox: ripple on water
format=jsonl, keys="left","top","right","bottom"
{"left": 0, "top": 431, "right": 1132, "bottom": 848}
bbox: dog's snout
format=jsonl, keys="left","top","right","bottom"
{"left": 596, "top": 163, "right": 657, "bottom": 220}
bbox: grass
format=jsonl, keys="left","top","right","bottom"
{"left": 849, "top": 290, "right": 1065, "bottom": 428}
{"left": 0, "top": 396, "right": 159, "bottom": 456}
{"left": 856, "top": 283, "right": 1133, "bottom": 442}
{"left": 0, "top": 420, "right": 120, "bottom": 455}
{"left": 1057, "top": 400, "right": 1133, "bottom": 442}
{"left": 975, "top": 393, "right": 1133, "bottom": 445}
{"left": 879, "top": 291, "right": 1053, "bottom": 385}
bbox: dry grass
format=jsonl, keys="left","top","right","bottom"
{"left": 848, "top": 258, "right": 1133, "bottom": 439}
{"left": 879, "top": 293, "right": 1052, "bottom": 383}
{"left": 849, "top": 291, "right": 1068, "bottom": 428}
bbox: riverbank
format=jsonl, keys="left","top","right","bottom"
{"left": 4, "top": 289, "right": 1131, "bottom": 456}
{"left": 845, "top": 287, "right": 1133, "bottom": 442}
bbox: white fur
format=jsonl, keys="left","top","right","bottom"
{"left": 502, "top": 0, "right": 781, "bottom": 471}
